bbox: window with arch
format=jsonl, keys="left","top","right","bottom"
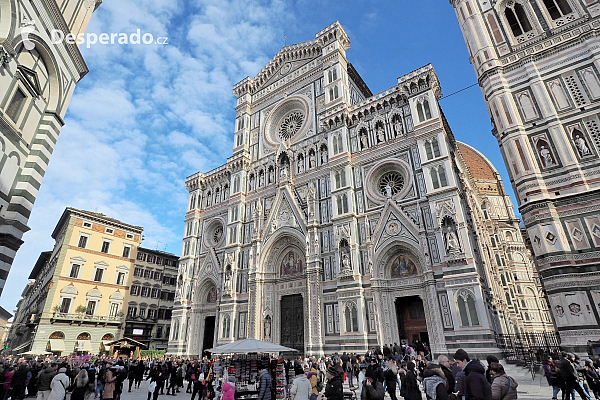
{"left": 49, "top": 331, "right": 65, "bottom": 339}
{"left": 335, "top": 135, "right": 342, "bottom": 155}
{"left": 329, "top": 88, "right": 334, "bottom": 101}
{"left": 424, "top": 138, "right": 441, "bottom": 160}
{"left": 333, "top": 134, "right": 339, "bottom": 154}
{"left": 423, "top": 100, "right": 432, "bottom": 119}
{"left": 334, "top": 86, "right": 339, "bottom": 99}
{"left": 222, "top": 314, "right": 231, "bottom": 338}
{"left": 189, "top": 193, "right": 196, "bottom": 210}
{"left": 344, "top": 303, "right": 359, "bottom": 332}
{"left": 457, "top": 290, "right": 480, "bottom": 327}
{"left": 542, "top": 0, "right": 572, "bottom": 20}
{"left": 430, "top": 166, "right": 448, "bottom": 189}
{"left": 417, "top": 103, "right": 425, "bottom": 122}
{"left": 334, "top": 170, "right": 346, "bottom": 189}
{"left": 336, "top": 194, "right": 349, "bottom": 215}
{"left": 233, "top": 176, "right": 240, "bottom": 193}
{"left": 332, "top": 68, "right": 338, "bottom": 81}
{"left": 504, "top": 2, "right": 533, "bottom": 37}
{"left": 328, "top": 70, "right": 333, "bottom": 83}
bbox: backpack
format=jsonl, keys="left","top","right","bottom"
{"left": 316, "top": 376, "right": 324, "bottom": 393}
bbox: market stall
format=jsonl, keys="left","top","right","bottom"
{"left": 207, "top": 338, "right": 297, "bottom": 400}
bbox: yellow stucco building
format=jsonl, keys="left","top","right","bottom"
{"left": 19, "top": 208, "right": 143, "bottom": 354}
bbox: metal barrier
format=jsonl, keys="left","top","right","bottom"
{"left": 495, "top": 332, "right": 561, "bottom": 363}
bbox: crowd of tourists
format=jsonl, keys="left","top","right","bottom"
{"left": 0, "top": 345, "right": 598, "bottom": 400}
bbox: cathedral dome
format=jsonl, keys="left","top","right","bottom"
{"left": 457, "top": 142, "right": 498, "bottom": 181}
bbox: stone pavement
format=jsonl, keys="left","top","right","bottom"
{"left": 120, "top": 366, "right": 553, "bottom": 400}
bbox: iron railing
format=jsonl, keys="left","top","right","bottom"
{"left": 495, "top": 332, "right": 561, "bottom": 363}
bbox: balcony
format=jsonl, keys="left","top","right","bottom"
{"left": 51, "top": 312, "right": 122, "bottom": 325}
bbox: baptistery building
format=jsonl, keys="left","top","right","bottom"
{"left": 168, "top": 22, "right": 553, "bottom": 358}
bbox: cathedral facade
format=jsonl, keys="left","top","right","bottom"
{"left": 450, "top": 0, "right": 600, "bottom": 351}
{"left": 168, "top": 22, "right": 552, "bottom": 358}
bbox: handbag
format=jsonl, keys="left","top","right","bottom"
{"left": 500, "top": 378, "right": 511, "bottom": 400}
{"left": 148, "top": 381, "right": 157, "bottom": 393}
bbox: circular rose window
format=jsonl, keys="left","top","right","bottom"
{"left": 379, "top": 172, "right": 405, "bottom": 197}
{"left": 204, "top": 219, "right": 225, "bottom": 248}
{"left": 264, "top": 97, "right": 309, "bottom": 146}
{"left": 365, "top": 159, "right": 412, "bottom": 203}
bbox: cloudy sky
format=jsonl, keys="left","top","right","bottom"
{"left": 1, "top": 0, "right": 507, "bottom": 311}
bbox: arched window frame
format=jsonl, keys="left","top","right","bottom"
{"left": 417, "top": 103, "right": 425, "bottom": 122}
{"left": 333, "top": 134, "right": 339, "bottom": 154}
{"left": 500, "top": 1, "right": 537, "bottom": 43}
{"left": 344, "top": 302, "right": 359, "bottom": 333}
{"left": 336, "top": 134, "right": 343, "bottom": 154}
{"left": 430, "top": 168, "right": 440, "bottom": 189}
{"left": 541, "top": 0, "right": 573, "bottom": 21}
{"left": 425, "top": 140, "right": 434, "bottom": 160}
{"left": 456, "top": 290, "right": 480, "bottom": 327}
{"left": 423, "top": 99, "right": 432, "bottom": 119}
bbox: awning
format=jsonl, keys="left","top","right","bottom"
{"left": 77, "top": 340, "right": 92, "bottom": 352}
{"left": 12, "top": 341, "right": 32, "bottom": 352}
{"left": 100, "top": 341, "right": 112, "bottom": 351}
{"left": 48, "top": 339, "right": 65, "bottom": 352}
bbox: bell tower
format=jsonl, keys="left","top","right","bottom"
{"left": 450, "top": 0, "right": 600, "bottom": 352}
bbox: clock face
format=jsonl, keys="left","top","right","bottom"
{"left": 263, "top": 96, "right": 310, "bottom": 147}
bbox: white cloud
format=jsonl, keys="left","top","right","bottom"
{"left": 1, "top": 0, "right": 297, "bottom": 310}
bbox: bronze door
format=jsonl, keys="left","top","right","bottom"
{"left": 280, "top": 294, "right": 304, "bottom": 353}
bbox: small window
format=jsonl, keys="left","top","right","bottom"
{"left": 505, "top": 3, "right": 533, "bottom": 37}
{"left": 425, "top": 141, "right": 433, "bottom": 160}
{"left": 93, "top": 268, "right": 104, "bottom": 282}
{"left": 100, "top": 240, "right": 110, "bottom": 254}
{"left": 134, "top": 267, "right": 142, "bottom": 277}
{"left": 126, "top": 234, "right": 134, "bottom": 239}
{"left": 127, "top": 306, "right": 137, "bottom": 317}
{"left": 6, "top": 88, "right": 27, "bottom": 122}
{"left": 139, "top": 308, "right": 146, "bottom": 318}
{"left": 109, "top": 303, "right": 119, "bottom": 318}
{"left": 122, "top": 246, "right": 131, "bottom": 258}
{"left": 417, "top": 103, "right": 425, "bottom": 122}
{"left": 105, "top": 228, "right": 114, "bottom": 234}
{"left": 145, "top": 270, "right": 152, "bottom": 279}
{"left": 432, "top": 138, "right": 441, "bottom": 158}
{"left": 59, "top": 298, "right": 72, "bottom": 313}
{"left": 78, "top": 235, "right": 88, "bottom": 249}
{"left": 83, "top": 222, "right": 92, "bottom": 228}
{"left": 137, "top": 252, "right": 146, "bottom": 261}
{"left": 543, "top": 0, "right": 572, "bottom": 19}
{"left": 131, "top": 285, "right": 140, "bottom": 296}
{"left": 86, "top": 301, "right": 96, "bottom": 315}
{"left": 116, "top": 272, "right": 126, "bottom": 286}
{"left": 423, "top": 100, "right": 432, "bottom": 119}
{"left": 69, "top": 264, "right": 80, "bottom": 278}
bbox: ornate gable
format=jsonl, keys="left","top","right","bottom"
{"left": 262, "top": 186, "right": 307, "bottom": 242}
{"left": 371, "top": 200, "right": 421, "bottom": 252}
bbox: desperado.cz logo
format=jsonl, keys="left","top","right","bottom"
{"left": 51, "top": 29, "right": 168, "bottom": 48}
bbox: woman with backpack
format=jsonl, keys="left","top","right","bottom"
{"left": 490, "top": 363, "right": 517, "bottom": 400}
{"left": 543, "top": 356, "right": 562, "bottom": 400}
{"left": 307, "top": 365, "right": 320, "bottom": 400}
{"left": 400, "top": 363, "right": 420, "bottom": 400}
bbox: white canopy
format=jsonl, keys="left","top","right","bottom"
{"left": 19, "top": 350, "right": 52, "bottom": 356}
{"left": 207, "top": 338, "right": 298, "bottom": 354}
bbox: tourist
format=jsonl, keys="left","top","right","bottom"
{"left": 258, "top": 368, "right": 272, "bottom": 400}
{"left": 103, "top": 366, "right": 117, "bottom": 400}
{"left": 361, "top": 369, "right": 385, "bottom": 400}
{"left": 323, "top": 366, "right": 343, "bottom": 400}
{"left": 422, "top": 363, "right": 456, "bottom": 400}
{"left": 366, "top": 356, "right": 384, "bottom": 385}
{"left": 489, "top": 363, "right": 517, "bottom": 400}
{"left": 48, "top": 368, "right": 70, "bottom": 400}
{"left": 543, "top": 356, "right": 562, "bottom": 400}
{"left": 384, "top": 359, "right": 398, "bottom": 400}
{"left": 485, "top": 356, "right": 499, "bottom": 385}
{"left": 453, "top": 349, "right": 492, "bottom": 400}
{"left": 437, "top": 356, "right": 455, "bottom": 395}
{"left": 11, "top": 362, "right": 29, "bottom": 400}
{"left": 583, "top": 360, "right": 600, "bottom": 400}
{"left": 222, "top": 376, "right": 235, "bottom": 400}
{"left": 71, "top": 368, "right": 90, "bottom": 400}
{"left": 191, "top": 373, "right": 204, "bottom": 400}
{"left": 36, "top": 363, "right": 57, "bottom": 400}
{"left": 400, "top": 363, "right": 421, "bottom": 400}
{"left": 558, "top": 352, "right": 592, "bottom": 400}
{"left": 307, "top": 364, "right": 319, "bottom": 400}
{"left": 3, "top": 365, "right": 14, "bottom": 400}
{"left": 291, "top": 365, "right": 311, "bottom": 400}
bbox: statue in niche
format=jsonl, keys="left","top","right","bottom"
{"left": 280, "top": 165, "right": 288, "bottom": 179}
{"left": 250, "top": 175, "right": 255, "bottom": 191}
{"left": 538, "top": 143, "right": 556, "bottom": 167}
{"left": 298, "top": 159, "right": 305, "bottom": 173}
{"left": 215, "top": 190, "right": 220, "bottom": 203}
{"left": 446, "top": 231, "right": 460, "bottom": 252}
{"left": 264, "top": 316, "right": 272, "bottom": 339}
{"left": 259, "top": 172, "right": 265, "bottom": 187}
{"left": 385, "top": 183, "right": 393, "bottom": 199}
{"left": 223, "top": 267, "right": 232, "bottom": 293}
{"left": 268, "top": 169, "right": 274, "bottom": 183}
{"left": 307, "top": 183, "right": 316, "bottom": 217}
{"left": 309, "top": 153, "right": 316, "bottom": 168}
{"left": 342, "top": 253, "right": 351, "bottom": 271}
{"left": 253, "top": 204, "right": 261, "bottom": 233}
{"left": 321, "top": 150, "right": 328, "bottom": 164}
{"left": 223, "top": 186, "right": 229, "bottom": 199}
{"left": 573, "top": 132, "right": 591, "bottom": 157}
{"left": 314, "top": 237, "right": 319, "bottom": 255}
{"left": 376, "top": 125, "right": 385, "bottom": 143}
{"left": 207, "top": 194, "right": 212, "bottom": 206}
{"left": 360, "top": 134, "right": 368, "bottom": 149}
{"left": 394, "top": 118, "right": 403, "bottom": 136}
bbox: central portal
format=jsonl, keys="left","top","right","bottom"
{"left": 280, "top": 294, "right": 304, "bottom": 353}
{"left": 395, "top": 296, "right": 428, "bottom": 344}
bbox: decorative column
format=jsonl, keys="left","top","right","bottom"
{"left": 305, "top": 183, "right": 324, "bottom": 355}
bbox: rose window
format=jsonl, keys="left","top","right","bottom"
{"left": 278, "top": 111, "right": 304, "bottom": 141}
{"left": 213, "top": 226, "right": 223, "bottom": 244}
{"left": 379, "top": 171, "right": 405, "bottom": 196}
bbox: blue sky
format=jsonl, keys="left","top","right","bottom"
{"left": 0, "top": 0, "right": 511, "bottom": 312}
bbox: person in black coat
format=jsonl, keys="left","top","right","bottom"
{"left": 400, "top": 362, "right": 421, "bottom": 400}
{"left": 485, "top": 356, "right": 499, "bottom": 385}
{"left": 557, "top": 352, "right": 591, "bottom": 400}
{"left": 383, "top": 364, "right": 398, "bottom": 400}
{"left": 323, "top": 366, "right": 343, "bottom": 400}
{"left": 366, "top": 357, "right": 384, "bottom": 385}
{"left": 584, "top": 359, "right": 600, "bottom": 399}
{"left": 361, "top": 369, "right": 385, "bottom": 400}
{"left": 11, "top": 363, "right": 29, "bottom": 400}
{"left": 437, "top": 356, "right": 455, "bottom": 395}
{"left": 453, "top": 349, "right": 492, "bottom": 400}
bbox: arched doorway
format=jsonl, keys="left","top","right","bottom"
{"left": 201, "top": 285, "right": 218, "bottom": 355}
